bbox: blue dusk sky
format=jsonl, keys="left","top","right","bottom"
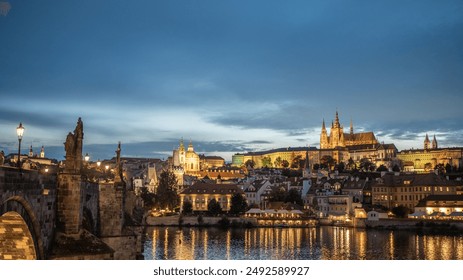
{"left": 1, "top": 0, "right": 462, "bottom": 161}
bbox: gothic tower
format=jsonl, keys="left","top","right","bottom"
{"left": 432, "top": 135, "right": 438, "bottom": 149}
{"left": 40, "top": 146, "right": 45, "bottom": 158}
{"left": 29, "top": 145, "right": 33, "bottom": 157}
{"left": 424, "top": 134, "right": 431, "bottom": 150}
{"left": 320, "top": 119, "right": 329, "bottom": 149}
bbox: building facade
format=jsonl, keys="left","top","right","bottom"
{"left": 320, "top": 111, "right": 378, "bottom": 149}
{"left": 179, "top": 182, "right": 244, "bottom": 212}
{"left": 397, "top": 135, "right": 463, "bottom": 172}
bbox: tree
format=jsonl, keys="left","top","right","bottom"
{"left": 335, "top": 162, "right": 345, "bottom": 173}
{"left": 445, "top": 163, "right": 452, "bottom": 174}
{"left": 261, "top": 156, "right": 273, "bottom": 168}
{"left": 291, "top": 155, "right": 303, "bottom": 169}
{"left": 281, "top": 160, "right": 290, "bottom": 168}
{"left": 392, "top": 206, "right": 410, "bottom": 218}
{"left": 155, "top": 170, "right": 179, "bottom": 211}
{"left": 359, "top": 158, "right": 375, "bottom": 172}
{"left": 229, "top": 193, "right": 248, "bottom": 215}
{"left": 347, "top": 158, "right": 357, "bottom": 171}
{"left": 207, "top": 199, "right": 222, "bottom": 216}
{"left": 140, "top": 187, "right": 156, "bottom": 208}
{"left": 269, "top": 188, "right": 286, "bottom": 202}
{"left": 182, "top": 200, "right": 193, "bottom": 215}
{"left": 274, "top": 156, "right": 282, "bottom": 168}
{"left": 245, "top": 159, "right": 255, "bottom": 169}
{"left": 392, "top": 164, "right": 401, "bottom": 172}
{"left": 320, "top": 155, "right": 336, "bottom": 170}
{"left": 377, "top": 165, "right": 388, "bottom": 172}
{"left": 285, "top": 188, "right": 303, "bottom": 206}
{"left": 313, "top": 163, "right": 320, "bottom": 170}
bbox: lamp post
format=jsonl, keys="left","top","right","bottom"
{"left": 16, "top": 122, "right": 25, "bottom": 169}
{"left": 84, "top": 153, "right": 90, "bottom": 162}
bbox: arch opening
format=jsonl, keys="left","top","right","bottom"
{"left": 0, "top": 211, "right": 37, "bottom": 260}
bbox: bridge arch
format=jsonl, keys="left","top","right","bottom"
{"left": 0, "top": 196, "right": 44, "bottom": 259}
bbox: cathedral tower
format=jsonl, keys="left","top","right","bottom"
{"left": 424, "top": 134, "right": 431, "bottom": 150}
{"left": 320, "top": 119, "right": 329, "bottom": 149}
{"left": 432, "top": 135, "right": 438, "bottom": 149}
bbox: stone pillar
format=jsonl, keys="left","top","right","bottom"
{"left": 99, "top": 183, "right": 124, "bottom": 237}
{"left": 57, "top": 174, "right": 83, "bottom": 234}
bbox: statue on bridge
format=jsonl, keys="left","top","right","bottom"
{"left": 63, "top": 118, "right": 84, "bottom": 174}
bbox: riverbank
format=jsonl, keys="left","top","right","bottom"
{"left": 146, "top": 215, "right": 256, "bottom": 227}
{"left": 360, "top": 218, "right": 463, "bottom": 233}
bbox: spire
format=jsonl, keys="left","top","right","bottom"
{"left": 350, "top": 118, "right": 353, "bottom": 135}
{"left": 424, "top": 133, "right": 431, "bottom": 150}
{"left": 322, "top": 119, "right": 326, "bottom": 131}
{"left": 188, "top": 139, "right": 194, "bottom": 152}
{"left": 179, "top": 138, "right": 185, "bottom": 150}
{"left": 335, "top": 110, "right": 340, "bottom": 128}
{"left": 29, "top": 145, "right": 33, "bottom": 157}
{"left": 40, "top": 145, "right": 45, "bottom": 158}
{"left": 432, "top": 135, "right": 438, "bottom": 149}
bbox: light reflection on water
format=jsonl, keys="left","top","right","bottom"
{"left": 143, "top": 226, "right": 463, "bottom": 260}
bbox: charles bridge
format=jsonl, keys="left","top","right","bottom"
{"left": 0, "top": 118, "right": 143, "bottom": 260}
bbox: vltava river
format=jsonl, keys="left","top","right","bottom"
{"left": 143, "top": 226, "right": 463, "bottom": 260}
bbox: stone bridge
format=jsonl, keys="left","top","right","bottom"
{"left": 0, "top": 119, "right": 142, "bottom": 260}
{"left": 0, "top": 167, "right": 57, "bottom": 260}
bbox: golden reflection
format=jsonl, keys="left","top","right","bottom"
{"left": 456, "top": 237, "right": 463, "bottom": 259}
{"left": 345, "top": 228, "right": 351, "bottom": 259}
{"left": 191, "top": 228, "right": 196, "bottom": 259}
{"left": 146, "top": 227, "right": 463, "bottom": 260}
{"left": 388, "top": 232, "right": 394, "bottom": 260}
{"left": 357, "top": 229, "right": 366, "bottom": 259}
{"left": 203, "top": 229, "right": 208, "bottom": 259}
{"left": 151, "top": 228, "right": 157, "bottom": 258}
{"left": 226, "top": 230, "right": 231, "bottom": 259}
{"left": 164, "top": 228, "right": 169, "bottom": 258}
{"left": 440, "top": 237, "right": 452, "bottom": 260}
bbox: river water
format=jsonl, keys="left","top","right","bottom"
{"left": 143, "top": 226, "right": 463, "bottom": 260}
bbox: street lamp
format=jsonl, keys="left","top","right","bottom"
{"left": 16, "top": 122, "right": 24, "bottom": 168}
{"left": 97, "top": 159, "right": 101, "bottom": 167}
{"left": 84, "top": 153, "right": 90, "bottom": 162}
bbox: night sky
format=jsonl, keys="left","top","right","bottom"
{"left": 1, "top": 0, "right": 462, "bottom": 161}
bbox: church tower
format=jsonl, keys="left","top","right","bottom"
{"left": 302, "top": 150, "right": 310, "bottom": 178}
{"left": 178, "top": 138, "right": 186, "bottom": 167}
{"left": 40, "top": 146, "right": 45, "bottom": 158}
{"left": 29, "top": 145, "right": 33, "bottom": 157}
{"left": 330, "top": 111, "right": 345, "bottom": 148}
{"left": 432, "top": 135, "right": 438, "bottom": 149}
{"left": 320, "top": 119, "right": 329, "bottom": 149}
{"left": 424, "top": 134, "right": 431, "bottom": 150}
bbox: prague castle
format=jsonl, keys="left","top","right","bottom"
{"left": 320, "top": 111, "right": 378, "bottom": 149}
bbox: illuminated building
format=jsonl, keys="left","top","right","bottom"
{"left": 320, "top": 111, "right": 378, "bottom": 149}
{"left": 414, "top": 195, "right": 463, "bottom": 219}
{"left": 371, "top": 173, "right": 460, "bottom": 210}
{"left": 179, "top": 182, "right": 243, "bottom": 212}
{"left": 397, "top": 135, "right": 463, "bottom": 172}
{"left": 199, "top": 155, "right": 225, "bottom": 170}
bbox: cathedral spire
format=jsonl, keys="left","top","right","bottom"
{"left": 322, "top": 119, "right": 326, "bottom": 131}
{"left": 424, "top": 133, "right": 431, "bottom": 150}
{"left": 432, "top": 135, "right": 438, "bottom": 149}
{"left": 350, "top": 118, "right": 353, "bottom": 135}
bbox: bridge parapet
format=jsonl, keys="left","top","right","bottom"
{"left": 0, "top": 167, "right": 57, "bottom": 259}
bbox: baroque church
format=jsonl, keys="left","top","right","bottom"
{"left": 320, "top": 111, "right": 378, "bottom": 149}
{"left": 171, "top": 138, "right": 200, "bottom": 174}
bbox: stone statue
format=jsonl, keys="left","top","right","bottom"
{"left": 63, "top": 118, "right": 84, "bottom": 173}
{"left": 114, "top": 142, "right": 124, "bottom": 184}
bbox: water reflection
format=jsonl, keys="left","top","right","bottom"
{"left": 143, "top": 226, "right": 463, "bottom": 260}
